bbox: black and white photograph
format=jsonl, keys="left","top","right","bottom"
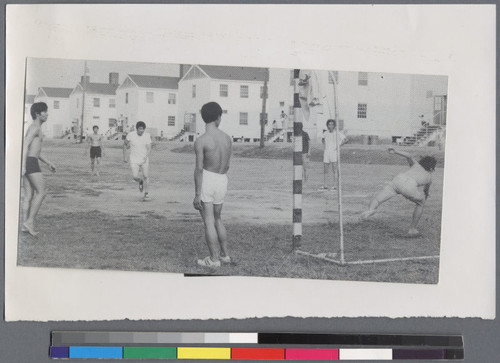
{"left": 5, "top": 4, "right": 494, "bottom": 321}
{"left": 19, "top": 58, "right": 447, "bottom": 284}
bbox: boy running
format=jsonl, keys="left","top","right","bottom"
{"left": 320, "top": 119, "right": 347, "bottom": 190}
{"left": 21, "top": 102, "right": 56, "bottom": 236}
{"left": 193, "top": 102, "right": 232, "bottom": 268}
{"left": 359, "top": 148, "right": 437, "bottom": 236}
{"left": 123, "top": 121, "right": 152, "bottom": 201}
{"left": 86, "top": 125, "right": 104, "bottom": 176}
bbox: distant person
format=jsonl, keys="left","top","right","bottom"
{"left": 359, "top": 148, "right": 437, "bottom": 236}
{"left": 320, "top": 119, "right": 347, "bottom": 190}
{"left": 272, "top": 120, "right": 278, "bottom": 132}
{"left": 123, "top": 121, "right": 152, "bottom": 201}
{"left": 21, "top": 102, "right": 56, "bottom": 236}
{"left": 280, "top": 111, "right": 288, "bottom": 130}
{"left": 85, "top": 125, "right": 104, "bottom": 176}
{"left": 193, "top": 102, "right": 232, "bottom": 268}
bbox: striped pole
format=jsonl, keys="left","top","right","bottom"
{"left": 292, "top": 69, "right": 303, "bottom": 250}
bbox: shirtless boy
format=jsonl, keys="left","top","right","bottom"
{"left": 86, "top": 125, "right": 104, "bottom": 176}
{"left": 22, "top": 102, "right": 56, "bottom": 236}
{"left": 123, "top": 121, "right": 152, "bottom": 201}
{"left": 359, "top": 148, "right": 437, "bottom": 236}
{"left": 193, "top": 102, "right": 232, "bottom": 268}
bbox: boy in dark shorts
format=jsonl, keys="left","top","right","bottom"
{"left": 22, "top": 102, "right": 56, "bottom": 236}
{"left": 86, "top": 125, "right": 105, "bottom": 176}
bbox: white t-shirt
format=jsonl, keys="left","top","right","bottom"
{"left": 126, "top": 131, "right": 152, "bottom": 164}
{"left": 323, "top": 130, "right": 346, "bottom": 152}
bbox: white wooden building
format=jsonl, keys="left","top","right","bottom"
{"left": 116, "top": 75, "right": 180, "bottom": 139}
{"left": 34, "top": 87, "right": 73, "bottom": 138}
{"left": 68, "top": 73, "right": 119, "bottom": 138}
{"left": 178, "top": 65, "right": 268, "bottom": 141}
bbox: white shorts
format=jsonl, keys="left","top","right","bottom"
{"left": 130, "top": 159, "right": 149, "bottom": 178}
{"left": 390, "top": 174, "right": 424, "bottom": 202}
{"left": 201, "top": 169, "right": 228, "bottom": 205}
{"left": 323, "top": 149, "right": 338, "bottom": 163}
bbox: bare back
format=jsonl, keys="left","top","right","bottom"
{"left": 402, "top": 162, "right": 432, "bottom": 186}
{"left": 25, "top": 124, "right": 43, "bottom": 158}
{"left": 199, "top": 129, "right": 232, "bottom": 174}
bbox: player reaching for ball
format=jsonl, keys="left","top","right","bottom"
{"left": 359, "top": 148, "right": 437, "bottom": 236}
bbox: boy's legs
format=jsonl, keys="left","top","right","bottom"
{"left": 404, "top": 193, "right": 426, "bottom": 235}
{"left": 360, "top": 184, "right": 396, "bottom": 219}
{"left": 141, "top": 163, "right": 149, "bottom": 195}
{"left": 90, "top": 157, "right": 95, "bottom": 174}
{"left": 213, "top": 203, "right": 228, "bottom": 258}
{"left": 331, "top": 161, "right": 338, "bottom": 189}
{"left": 22, "top": 175, "right": 33, "bottom": 226}
{"left": 24, "top": 172, "right": 47, "bottom": 235}
{"left": 323, "top": 162, "right": 330, "bottom": 188}
{"left": 200, "top": 202, "right": 219, "bottom": 262}
{"left": 95, "top": 157, "right": 100, "bottom": 176}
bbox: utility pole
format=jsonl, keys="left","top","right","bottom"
{"left": 259, "top": 68, "right": 269, "bottom": 148}
{"left": 79, "top": 61, "right": 88, "bottom": 143}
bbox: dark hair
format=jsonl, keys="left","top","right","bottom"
{"left": 418, "top": 156, "right": 437, "bottom": 171}
{"left": 326, "top": 119, "right": 336, "bottom": 127}
{"left": 30, "top": 102, "right": 48, "bottom": 120}
{"left": 93, "top": 125, "right": 99, "bottom": 130}
{"left": 136, "top": 121, "right": 146, "bottom": 129}
{"left": 201, "top": 102, "right": 223, "bottom": 123}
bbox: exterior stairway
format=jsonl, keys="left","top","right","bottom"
{"left": 402, "top": 125, "right": 442, "bottom": 146}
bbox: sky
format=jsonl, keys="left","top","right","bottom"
{"left": 25, "top": 58, "right": 181, "bottom": 95}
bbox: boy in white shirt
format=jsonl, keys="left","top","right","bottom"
{"left": 123, "top": 121, "right": 152, "bottom": 200}
{"left": 321, "top": 119, "right": 347, "bottom": 190}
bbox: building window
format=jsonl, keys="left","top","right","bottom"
{"left": 357, "top": 103, "right": 367, "bottom": 118}
{"left": 220, "top": 84, "right": 228, "bottom": 97}
{"left": 125, "top": 93, "right": 129, "bottom": 104}
{"left": 426, "top": 90, "right": 434, "bottom": 98}
{"left": 146, "top": 92, "right": 154, "bottom": 103}
{"left": 240, "top": 85, "right": 249, "bottom": 98}
{"left": 328, "top": 71, "right": 339, "bottom": 84}
{"left": 222, "top": 110, "right": 228, "bottom": 114}
{"left": 192, "top": 85, "right": 196, "bottom": 98}
{"left": 279, "top": 101, "right": 285, "bottom": 107}
{"left": 109, "top": 118, "right": 117, "bottom": 127}
{"left": 53, "top": 100, "right": 60, "bottom": 109}
{"left": 168, "top": 116, "right": 175, "bottom": 126}
{"left": 168, "top": 93, "right": 176, "bottom": 104}
{"left": 109, "top": 98, "right": 116, "bottom": 108}
{"left": 93, "top": 98, "right": 100, "bottom": 107}
{"left": 239, "top": 112, "right": 248, "bottom": 125}
{"left": 358, "top": 72, "right": 368, "bottom": 86}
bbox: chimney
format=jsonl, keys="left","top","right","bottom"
{"left": 109, "top": 72, "right": 119, "bottom": 85}
{"left": 81, "top": 75, "right": 90, "bottom": 85}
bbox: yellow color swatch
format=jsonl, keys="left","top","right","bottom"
{"left": 177, "top": 347, "right": 231, "bottom": 360}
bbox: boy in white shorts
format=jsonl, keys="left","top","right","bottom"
{"left": 123, "top": 121, "right": 152, "bottom": 200}
{"left": 193, "top": 102, "right": 232, "bottom": 268}
{"left": 321, "top": 119, "right": 348, "bottom": 190}
{"left": 359, "top": 148, "right": 437, "bottom": 236}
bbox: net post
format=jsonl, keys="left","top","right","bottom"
{"left": 292, "top": 69, "right": 303, "bottom": 251}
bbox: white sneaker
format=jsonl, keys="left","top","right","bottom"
{"left": 220, "top": 256, "right": 231, "bottom": 264}
{"left": 197, "top": 256, "right": 221, "bottom": 267}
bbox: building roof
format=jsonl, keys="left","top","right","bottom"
{"left": 198, "top": 65, "right": 267, "bottom": 82}
{"left": 39, "top": 87, "right": 73, "bottom": 98}
{"left": 128, "top": 75, "right": 180, "bottom": 89}
{"left": 78, "top": 82, "right": 119, "bottom": 95}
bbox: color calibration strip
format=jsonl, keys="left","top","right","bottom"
{"left": 50, "top": 332, "right": 464, "bottom": 360}
{"left": 50, "top": 347, "right": 464, "bottom": 360}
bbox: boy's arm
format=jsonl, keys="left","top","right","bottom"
{"left": 22, "top": 126, "right": 36, "bottom": 175}
{"left": 38, "top": 155, "right": 56, "bottom": 172}
{"left": 193, "top": 139, "right": 204, "bottom": 210}
{"left": 388, "top": 148, "right": 416, "bottom": 166}
{"left": 100, "top": 137, "right": 105, "bottom": 157}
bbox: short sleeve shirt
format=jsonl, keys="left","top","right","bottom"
{"left": 126, "top": 131, "right": 152, "bottom": 163}
{"left": 323, "top": 130, "right": 346, "bottom": 152}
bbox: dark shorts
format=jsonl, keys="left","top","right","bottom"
{"left": 25, "top": 157, "right": 41, "bottom": 175}
{"left": 90, "top": 146, "right": 102, "bottom": 159}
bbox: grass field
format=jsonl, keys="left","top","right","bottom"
{"left": 17, "top": 139, "right": 443, "bottom": 284}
